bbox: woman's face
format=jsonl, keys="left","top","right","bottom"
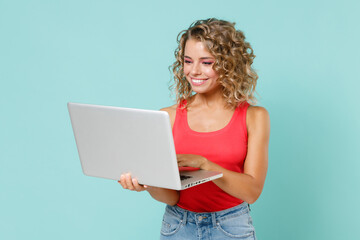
{"left": 183, "top": 39, "right": 220, "bottom": 94}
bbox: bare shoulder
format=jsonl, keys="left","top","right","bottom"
{"left": 246, "top": 106, "right": 270, "bottom": 133}
{"left": 160, "top": 104, "right": 177, "bottom": 114}
{"left": 160, "top": 104, "right": 178, "bottom": 128}
{"left": 247, "top": 106, "right": 270, "bottom": 120}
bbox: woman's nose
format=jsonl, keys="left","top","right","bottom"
{"left": 191, "top": 63, "right": 201, "bottom": 75}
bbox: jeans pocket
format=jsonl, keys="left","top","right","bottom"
{"left": 216, "top": 211, "right": 255, "bottom": 239}
{"left": 160, "top": 210, "right": 183, "bottom": 236}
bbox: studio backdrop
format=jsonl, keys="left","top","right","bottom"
{"left": 1, "top": 0, "right": 359, "bottom": 239}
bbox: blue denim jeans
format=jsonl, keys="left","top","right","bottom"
{"left": 160, "top": 202, "right": 256, "bottom": 240}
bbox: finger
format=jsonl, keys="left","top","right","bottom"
{"left": 119, "top": 174, "right": 127, "bottom": 189}
{"left": 125, "top": 173, "right": 135, "bottom": 190}
{"left": 176, "top": 154, "right": 184, "bottom": 161}
{"left": 177, "top": 159, "right": 187, "bottom": 167}
{"left": 132, "top": 178, "right": 146, "bottom": 192}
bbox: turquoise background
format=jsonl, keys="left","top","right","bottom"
{"left": 1, "top": 0, "right": 359, "bottom": 239}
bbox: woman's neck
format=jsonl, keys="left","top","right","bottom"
{"left": 190, "top": 89, "right": 226, "bottom": 110}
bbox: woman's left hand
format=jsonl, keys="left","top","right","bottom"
{"left": 177, "top": 154, "right": 208, "bottom": 169}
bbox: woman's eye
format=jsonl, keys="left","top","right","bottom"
{"left": 203, "top": 62, "right": 213, "bottom": 65}
{"left": 184, "top": 60, "right": 192, "bottom": 64}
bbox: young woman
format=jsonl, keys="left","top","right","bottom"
{"left": 119, "top": 18, "right": 270, "bottom": 240}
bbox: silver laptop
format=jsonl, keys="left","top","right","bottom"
{"left": 67, "top": 102, "right": 223, "bottom": 190}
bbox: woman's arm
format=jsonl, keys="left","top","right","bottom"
{"left": 146, "top": 186, "right": 180, "bottom": 206}
{"left": 177, "top": 106, "right": 270, "bottom": 204}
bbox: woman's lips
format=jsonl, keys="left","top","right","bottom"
{"left": 191, "top": 78, "right": 208, "bottom": 86}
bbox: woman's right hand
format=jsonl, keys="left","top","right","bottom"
{"left": 118, "top": 173, "right": 180, "bottom": 205}
{"left": 118, "top": 173, "right": 148, "bottom": 192}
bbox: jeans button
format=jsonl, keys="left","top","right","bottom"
{"left": 198, "top": 216, "right": 203, "bottom": 221}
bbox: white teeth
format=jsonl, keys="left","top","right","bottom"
{"left": 192, "top": 79, "right": 205, "bottom": 83}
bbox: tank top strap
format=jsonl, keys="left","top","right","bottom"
{"left": 235, "top": 101, "right": 250, "bottom": 139}
{"left": 173, "top": 100, "right": 187, "bottom": 135}
{"left": 178, "top": 99, "right": 187, "bottom": 108}
{"left": 175, "top": 99, "right": 187, "bottom": 121}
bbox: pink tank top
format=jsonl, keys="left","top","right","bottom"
{"left": 173, "top": 101, "right": 249, "bottom": 212}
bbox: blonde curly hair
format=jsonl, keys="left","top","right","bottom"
{"left": 171, "top": 18, "right": 258, "bottom": 109}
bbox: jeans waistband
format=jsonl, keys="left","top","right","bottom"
{"left": 165, "top": 202, "right": 250, "bottom": 228}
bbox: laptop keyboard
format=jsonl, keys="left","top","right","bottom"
{"left": 180, "top": 175, "right": 192, "bottom": 180}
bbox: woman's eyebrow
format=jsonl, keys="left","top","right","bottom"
{"left": 184, "top": 56, "right": 214, "bottom": 60}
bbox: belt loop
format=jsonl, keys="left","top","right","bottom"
{"left": 211, "top": 213, "right": 217, "bottom": 228}
{"left": 182, "top": 210, "right": 188, "bottom": 226}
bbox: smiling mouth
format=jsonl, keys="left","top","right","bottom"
{"left": 191, "top": 78, "right": 208, "bottom": 86}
